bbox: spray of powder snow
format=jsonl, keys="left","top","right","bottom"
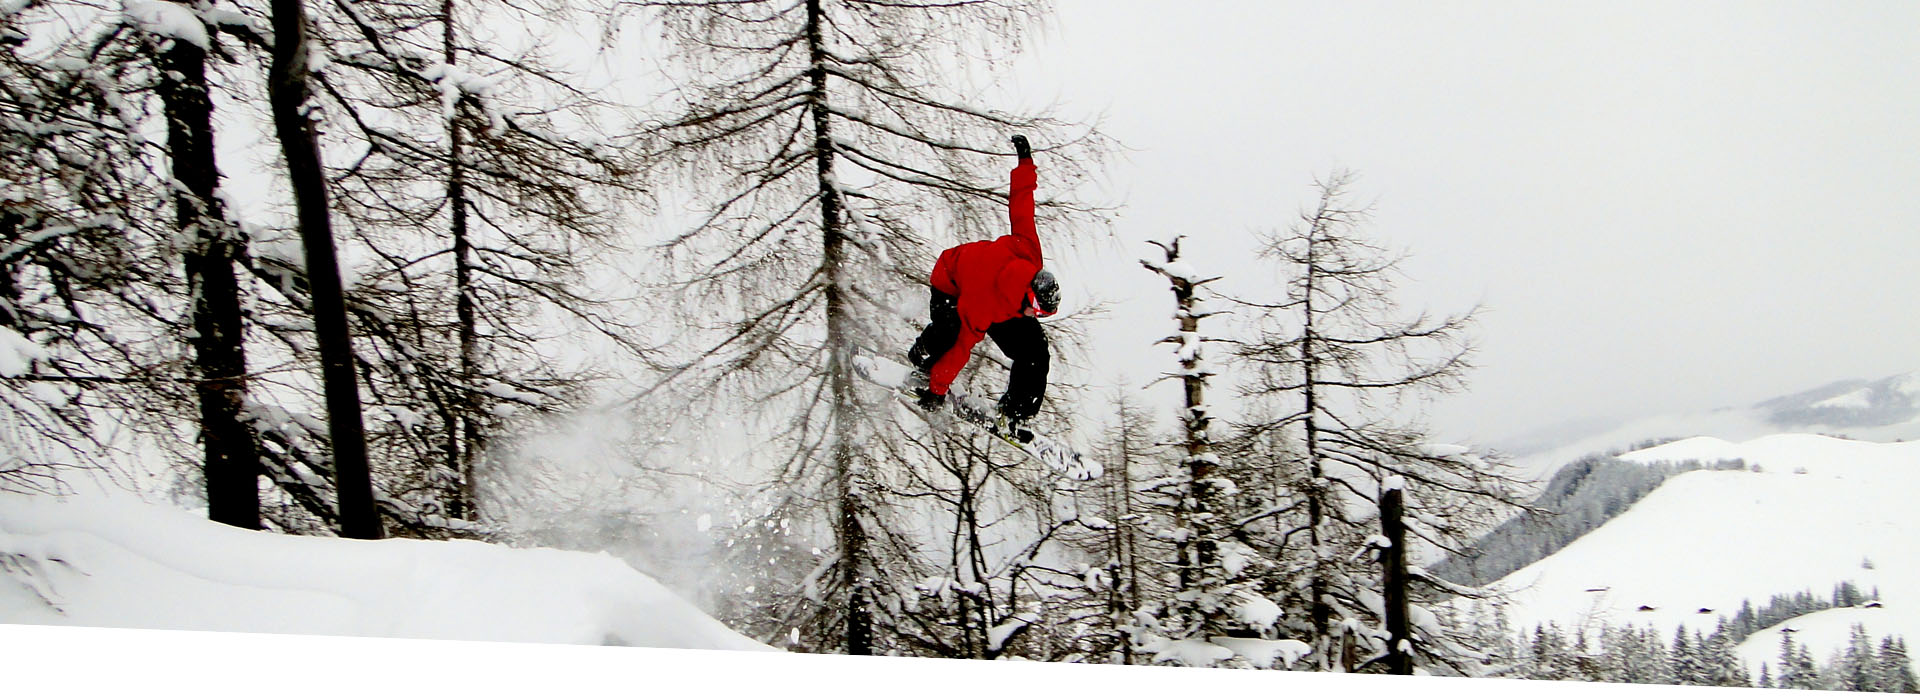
{"left": 475, "top": 404, "right": 787, "bottom": 616}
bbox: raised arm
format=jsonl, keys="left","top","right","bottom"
{"left": 1008, "top": 135, "right": 1038, "bottom": 258}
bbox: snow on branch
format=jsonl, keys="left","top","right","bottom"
{"left": 1210, "top": 636, "right": 1312, "bottom": 670}
{"left": 987, "top": 610, "right": 1039, "bottom": 652}
{"left": 123, "top": 0, "right": 210, "bottom": 50}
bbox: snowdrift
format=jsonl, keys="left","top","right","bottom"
{"left": 0, "top": 489, "right": 771, "bottom": 652}
{"left": 1493, "top": 434, "right": 1920, "bottom": 674}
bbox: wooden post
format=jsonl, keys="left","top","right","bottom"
{"left": 1382, "top": 481, "right": 1413, "bottom": 674}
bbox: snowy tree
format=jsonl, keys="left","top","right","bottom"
{"left": 1127, "top": 236, "right": 1287, "bottom": 669}
{"left": 1877, "top": 636, "right": 1918, "bottom": 693}
{"left": 1836, "top": 623, "right": 1877, "bottom": 691}
{"left": 1524, "top": 623, "right": 1581, "bottom": 681}
{"left": 1699, "top": 627, "right": 1748, "bottom": 687}
{"left": 1627, "top": 625, "right": 1676, "bottom": 685}
{"left": 1778, "top": 629, "right": 1820, "bottom": 690}
{"left": 878, "top": 383, "right": 1136, "bottom": 660}
{"left": 0, "top": 0, "right": 319, "bottom": 520}
{"left": 3, "top": 0, "right": 438, "bottom": 535}
{"left": 1641, "top": 625, "right": 1677, "bottom": 685}
{"left": 1593, "top": 623, "right": 1671, "bottom": 685}
{"left": 0, "top": 1, "right": 177, "bottom": 493}
{"left": 621, "top": 0, "right": 1111, "bottom": 655}
{"left": 1086, "top": 387, "right": 1173, "bottom": 664}
{"left": 134, "top": 0, "right": 267, "bottom": 529}
{"left": 0, "top": 0, "right": 655, "bottom": 536}
{"left": 1467, "top": 601, "right": 1524, "bottom": 677}
{"left": 1670, "top": 627, "right": 1701, "bottom": 684}
{"left": 270, "top": 0, "right": 648, "bottom": 524}
{"left": 1229, "top": 171, "right": 1525, "bottom": 672}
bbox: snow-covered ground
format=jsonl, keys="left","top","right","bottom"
{"left": 1493, "top": 433, "right": 1920, "bottom": 676}
{"left": 0, "top": 486, "right": 771, "bottom": 652}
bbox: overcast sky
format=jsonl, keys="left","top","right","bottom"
{"left": 1005, "top": 0, "right": 1920, "bottom": 443}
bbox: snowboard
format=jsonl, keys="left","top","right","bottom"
{"left": 851, "top": 355, "right": 1103, "bottom": 481}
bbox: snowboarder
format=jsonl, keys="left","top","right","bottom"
{"left": 905, "top": 135, "right": 1059, "bottom": 440}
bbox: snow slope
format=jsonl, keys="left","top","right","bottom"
{"left": 0, "top": 489, "right": 772, "bottom": 652}
{"left": 1493, "top": 434, "right": 1919, "bottom": 675}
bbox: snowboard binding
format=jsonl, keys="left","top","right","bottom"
{"left": 852, "top": 354, "right": 1102, "bottom": 480}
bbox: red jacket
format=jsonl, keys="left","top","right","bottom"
{"left": 925, "top": 158, "right": 1039, "bottom": 395}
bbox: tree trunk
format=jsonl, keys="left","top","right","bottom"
{"left": 1301, "top": 233, "right": 1333, "bottom": 669}
{"left": 0, "top": 211, "right": 18, "bottom": 329}
{"left": 269, "top": 0, "right": 382, "bottom": 539}
{"left": 1112, "top": 410, "right": 1138, "bottom": 665}
{"left": 1382, "top": 484, "right": 1413, "bottom": 674}
{"left": 1174, "top": 253, "right": 1215, "bottom": 591}
{"left": 1147, "top": 237, "right": 1230, "bottom": 643}
{"left": 444, "top": 0, "right": 480, "bottom": 522}
{"left": 804, "top": 0, "right": 869, "bottom": 655}
{"left": 157, "top": 19, "right": 261, "bottom": 529}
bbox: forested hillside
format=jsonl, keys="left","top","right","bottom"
{"left": 1434, "top": 449, "right": 1750, "bottom": 586}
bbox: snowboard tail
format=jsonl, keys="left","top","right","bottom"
{"left": 851, "top": 355, "right": 1102, "bottom": 481}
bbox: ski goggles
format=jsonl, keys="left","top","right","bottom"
{"left": 1024, "top": 289, "right": 1057, "bottom": 318}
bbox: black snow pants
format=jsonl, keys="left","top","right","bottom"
{"left": 907, "top": 289, "right": 1050, "bottom": 421}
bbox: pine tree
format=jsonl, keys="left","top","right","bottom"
{"left": 1485, "top": 603, "right": 1523, "bottom": 674}
{"left": 1642, "top": 625, "right": 1677, "bottom": 686}
{"left": 1671, "top": 627, "right": 1699, "bottom": 684}
{"left": 1778, "top": 630, "right": 1820, "bottom": 690}
{"left": 1128, "top": 236, "right": 1280, "bottom": 668}
{"left": 1838, "top": 623, "right": 1876, "bottom": 691}
{"left": 1700, "top": 628, "right": 1748, "bottom": 687}
{"left": 1878, "top": 636, "right": 1918, "bottom": 693}
{"left": 1527, "top": 623, "right": 1581, "bottom": 681}
{"left": 1589, "top": 623, "right": 1628, "bottom": 683}
{"left": 1733, "top": 599, "right": 1757, "bottom": 638}
{"left": 1229, "top": 171, "right": 1523, "bottom": 672}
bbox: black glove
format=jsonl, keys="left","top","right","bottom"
{"left": 1011, "top": 134, "right": 1031, "bottom": 160}
{"left": 915, "top": 387, "right": 946, "bottom": 411}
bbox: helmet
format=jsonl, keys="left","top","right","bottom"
{"left": 1026, "top": 268, "right": 1060, "bottom": 317}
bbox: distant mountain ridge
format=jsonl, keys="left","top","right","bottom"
{"left": 1506, "top": 369, "right": 1920, "bottom": 481}
{"left": 1756, "top": 371, "right": 1920, "bottom": 430}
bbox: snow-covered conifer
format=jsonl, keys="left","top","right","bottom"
{"left": 1877, "top": 636, "right": 1918, "bottom": 693}
{"left": 1129, "top": 236, "right": 1289, "bottom": 669}
{"left": 1778, "top": 629, "right": 1820, "bottom": 690}
{"left": 1837, "top": 623, "right": 1877, "bottom": 691}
